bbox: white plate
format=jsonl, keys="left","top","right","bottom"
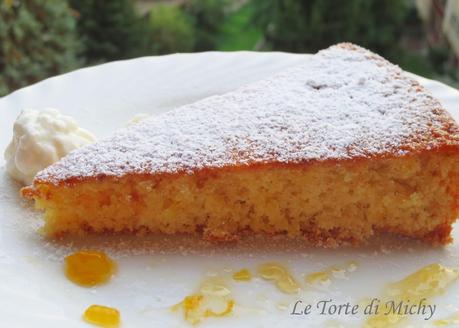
{"left": 1, "top": 52, "right": 459, "bottom": 328}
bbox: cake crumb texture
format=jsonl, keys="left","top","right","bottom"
{"left": 30, "top": 152, "right": 459, "bottom": 245}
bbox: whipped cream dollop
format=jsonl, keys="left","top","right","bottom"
{"left": 4, "top": 108, "right": 95, "bottom": 185}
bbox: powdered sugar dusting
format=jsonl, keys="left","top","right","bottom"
{"left": 36, "top": 44, "right": 458, "bottom": 184}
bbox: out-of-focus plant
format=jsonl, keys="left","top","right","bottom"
{"left": 148, "top": 4, "right": 195, "bottom": 55}
{"left": 251, "top": 0, "right": 409, "bottom": 61}
{"left": 183, "top": 0, "right": 228, "bottom": 51}
{"left": 69, "top": 0, "right": 149, "bottom": 63}
{"left": 0, "top": 0, "right": 81, "bottom": 96}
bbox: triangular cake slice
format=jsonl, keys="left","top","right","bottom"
{"left": 22, "top": 43, "right": 459, "bottom": 246}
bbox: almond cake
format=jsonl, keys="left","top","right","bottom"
{"left": 22, "top": 43, "right": 459, "bottom": 246}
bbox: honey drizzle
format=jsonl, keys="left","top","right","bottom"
{"left": 232, "top": 268, "right": 252, "bottom": 281}
{"left": 306, "top": 260, "right": 358, "bottom": 286}
{"left": 434, "top": 311, "right": 459, "bottom": 326}
{"left": 258, "top": 263, "right": 300, "bottom": 294}
{"left": 172, "top": 277, "right": 235, "bottom": 324}
{"left": 364, "top": 264, "right": 459, "bottom": 327}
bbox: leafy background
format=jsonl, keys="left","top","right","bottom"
{"left": 1, "top": 0, "right": 458, "bottom": 97}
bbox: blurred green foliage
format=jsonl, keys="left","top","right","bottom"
{"left": 0, "top": 0, "right": 81, "bottom": 96}
{"left": 183, "top": 0, "right": 227, "bottom": 51}
{"left": 69, "top": 0, "right": 227, "bottom": 59}
{"left": 148, "top": 4, "right": 195, "bottom": 54}
{"left": 251, "top": 0, "right": 408, "bottom": 61}
{"left": 217, "top": 0, "right": 260, "bottom": 50}
{"left": 147, "top": 0, "right": 228, "bottom": 54}
{"left": 69, "top": 0, "right": 149, "bottom": 63}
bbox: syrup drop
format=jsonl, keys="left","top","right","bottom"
{"left": 65, "top": 250, "right": 116, "bottom": 287}
{"left": 83, "top": 304, "right": 120, "bottom": 328}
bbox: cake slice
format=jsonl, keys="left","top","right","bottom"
{"left": 22, "top": 43, "right": 459, "bottom": 246}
